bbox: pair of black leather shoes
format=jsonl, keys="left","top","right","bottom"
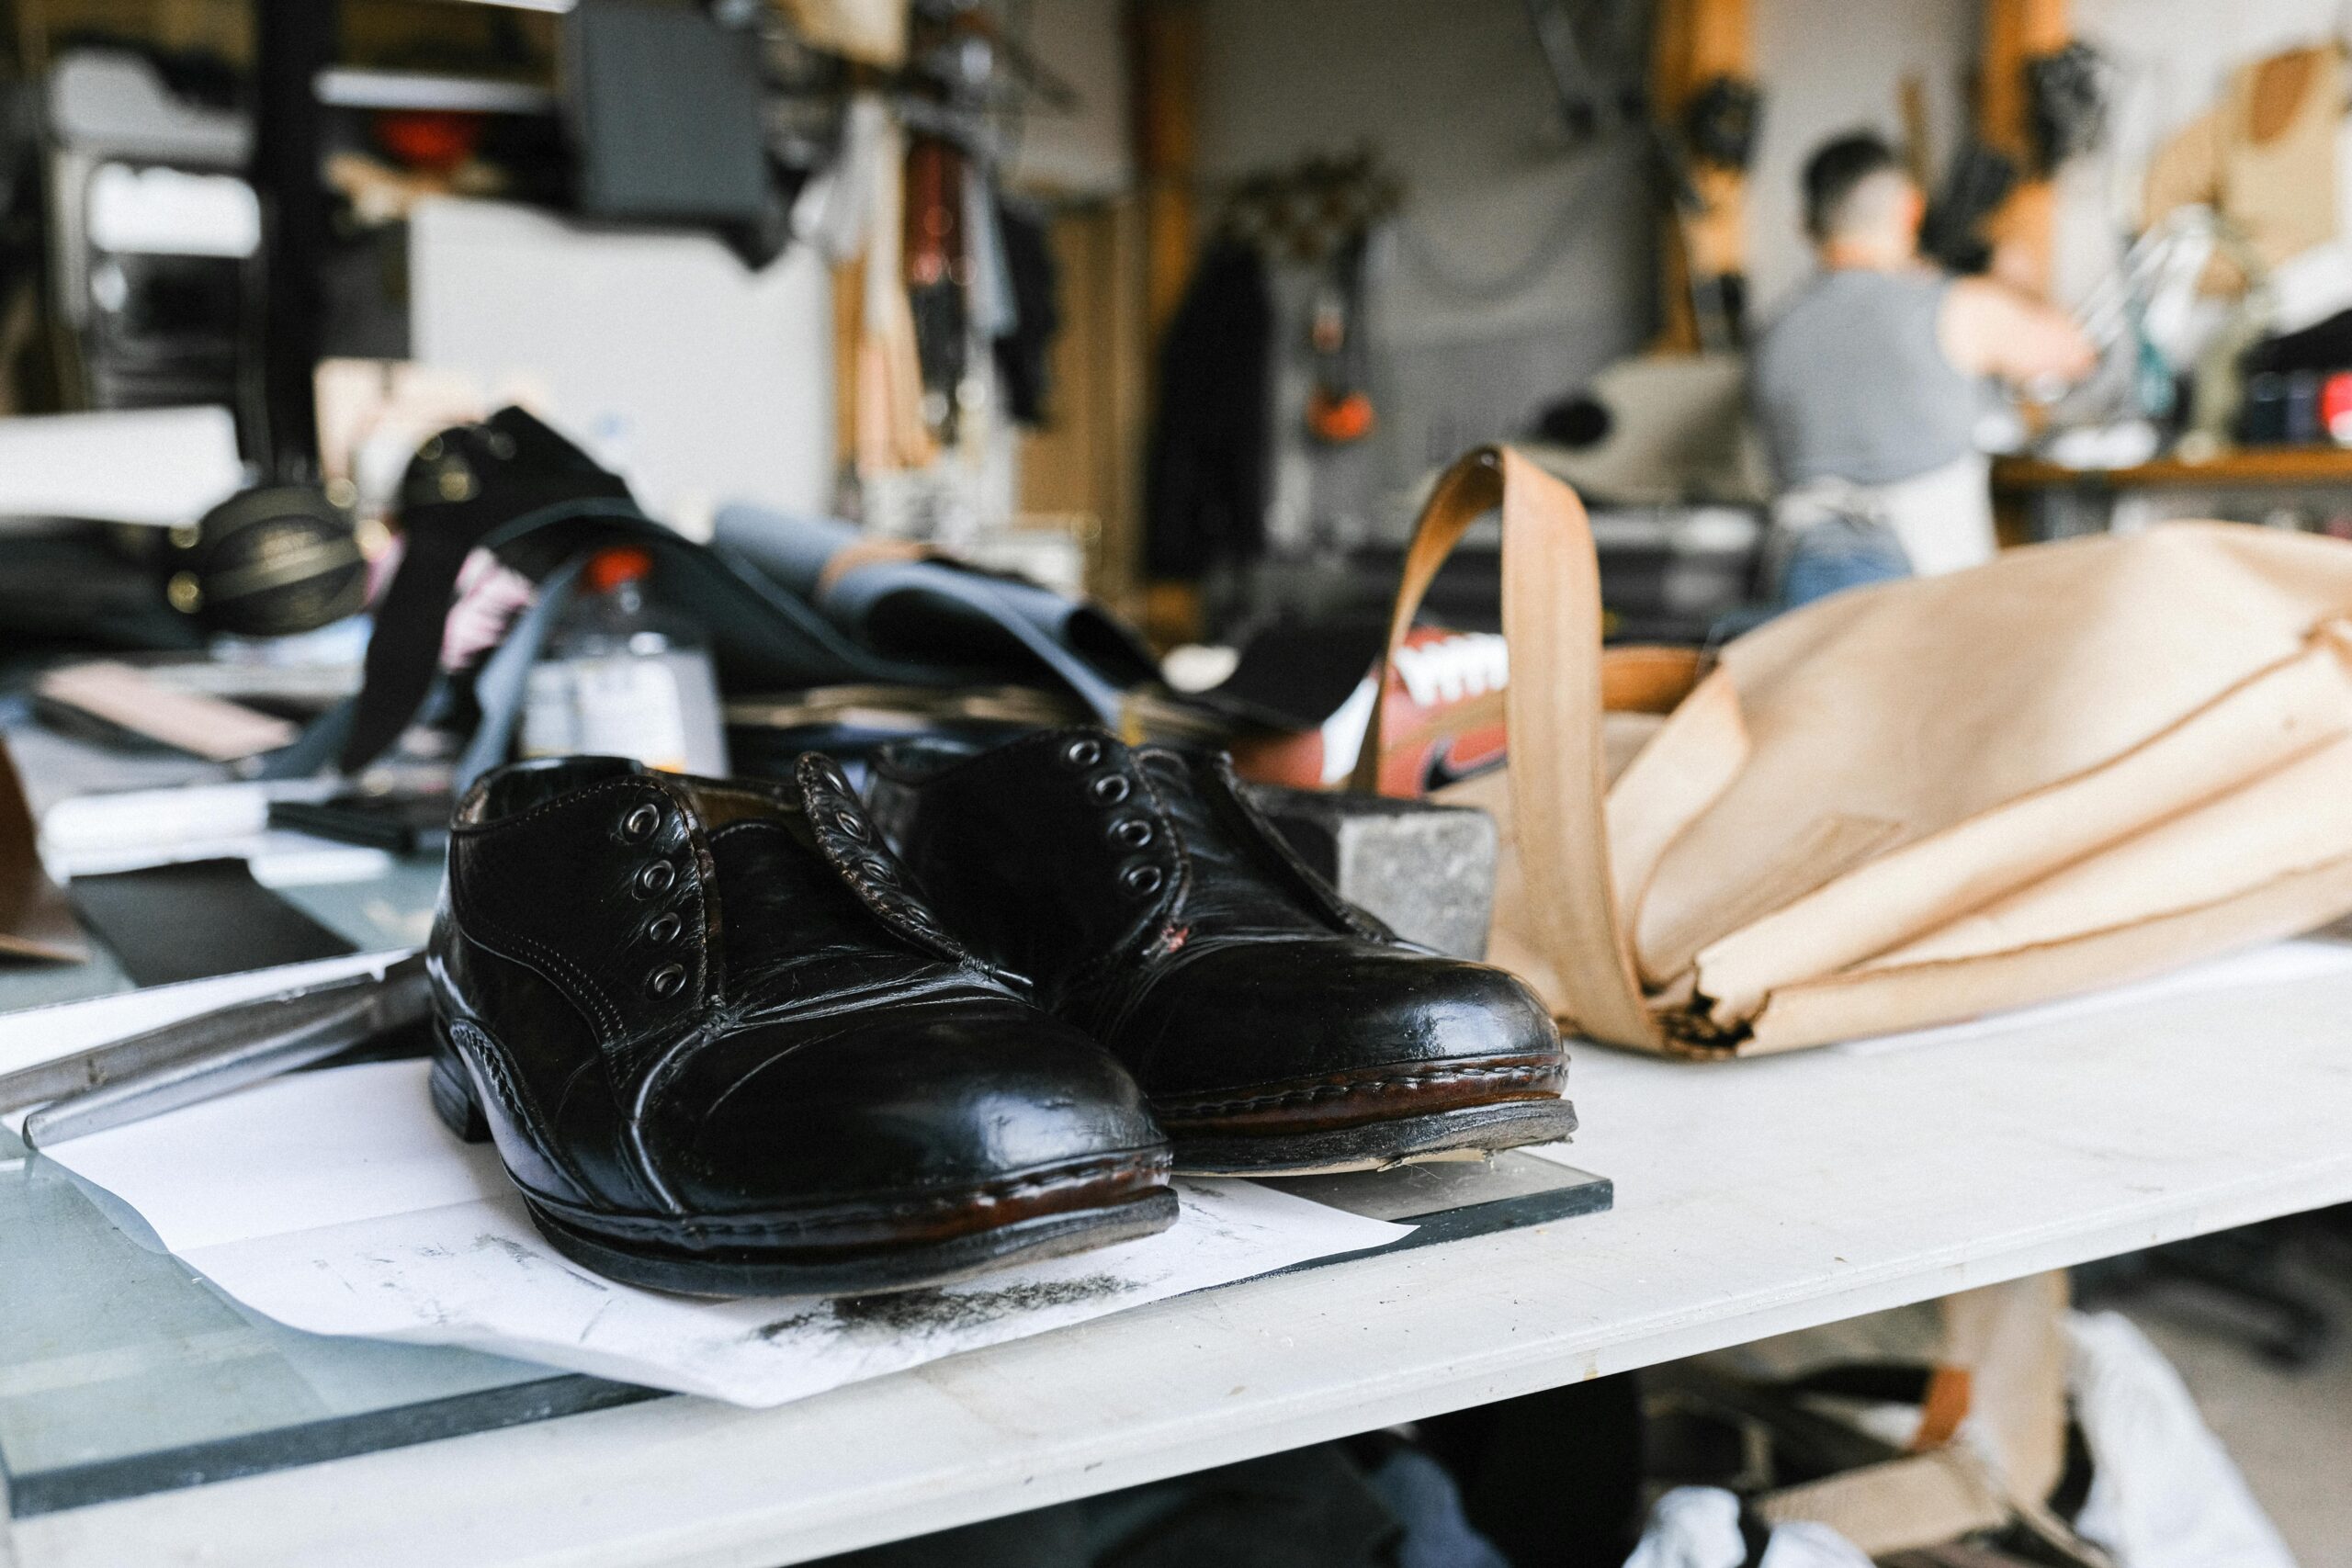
{"left": 429, "top": 731, "right": 1571, "bottom": 1297}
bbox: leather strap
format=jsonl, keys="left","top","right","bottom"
{"left": 452, "top": 551, "right": 591, "bottom": 792}
{"left": 1909, "top": 1365, "right": 1974, "bottom": 1452}
{"left": 1351, "top": 446, "right": 1657, "bottom": 1046}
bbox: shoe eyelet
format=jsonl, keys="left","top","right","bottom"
{"left": 834, "top": 809, "right": 867, "bottom": 841}
{"left": 646, "top": 911, "right": 683, "bottom": 944}
{"left": 647, "top": 964, "right": 687, "bottom": 998}
{"left": 1061, "top": 737, "right": 1103, "bottom": 769}
{"left": 620, "top": 803, "right": 662, "bottom": 841}
{"left": 902, "top": 906, "right": 936, "bottom": 929}
{"left": 1121, "top": 863, "right": 1165, "bottom": 897}
{"left": 863, "top": 856, "right": 895, "bottom": 883}
{"left": 1109, "top": 818, "right": 1154, "bottom": 848}
{"left": 636, "top": 861, "right": 677, "bottom": 897}
{"left": 1090, "top": 774, "right": 1131, "bottom": 806}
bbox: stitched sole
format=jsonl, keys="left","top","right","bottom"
{"left": 524, "top": 1187, "right": 1182, "bottom": 1298}
{"left": 1168, "top": 1099, "right": 1579, "bottom": 1178}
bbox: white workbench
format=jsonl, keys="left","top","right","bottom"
{"left": 11, "top": 951, "right": 2352, "bottom": 1568}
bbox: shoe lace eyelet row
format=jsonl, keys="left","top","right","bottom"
{"left": 620, "top": 801, "right": 692, "bottom": 1000}
{"left": 1060, "top": 737, "right": 1171, "bottom": 901}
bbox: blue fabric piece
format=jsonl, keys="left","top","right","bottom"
{"left": 453, "top": 553, "right": 589, "bottom": 793}
{"left": 713, "top": 504, "right": 1158, "bottom": 728}
{"left": 1365, "top": 1448, "right": 1510, "bottom": 1568}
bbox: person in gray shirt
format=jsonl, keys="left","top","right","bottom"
{"left": 1750, "top": 133, "right": 2093, "bottom": 597}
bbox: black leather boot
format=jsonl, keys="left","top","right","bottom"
{"left": 867, "top": 728, "right": 1575, "bottom": 1176}
{"left": 429, "top": 753, "right": 1177, "bottom": 1296}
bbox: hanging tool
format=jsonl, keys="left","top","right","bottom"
{"left": 1306, "top": 231, "right": 1376, "bottom": 445}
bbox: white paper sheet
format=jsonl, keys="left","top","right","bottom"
{"left": 40, "top": 1060, "right": 1408, "bottom": 1407}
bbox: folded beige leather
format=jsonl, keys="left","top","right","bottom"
{"left": 1359, "top": 446, "right": 2352, "bottom": 1056}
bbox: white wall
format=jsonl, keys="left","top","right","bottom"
{"left": 1186, "top": 0, "right": 1991, "bottom": 428}
{"left": 410, "top": 200, "right": 835, "bottom": 530}
{"left": 1196, "top": 0, "right": 1651, "bottom": 353}
{"left": 1001, "top": 0, "right": 1134, "bottom": 197}
{"left": 1747, "top": 0, "right": 1975, "bottom": 312}
{"left": 1193, "top": 0, "right": 1656, "bottom": 525}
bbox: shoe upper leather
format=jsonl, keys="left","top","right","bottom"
{"left": 431, "top": 752, "right": 1165, "bottom": 1222}
{"left": 865, "top": 728, "right": 1564, "bottom": 1101}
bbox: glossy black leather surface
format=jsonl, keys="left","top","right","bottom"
{"left": 865, "top": 728, "right": 1567, "bottom": 1123}
{"left": 429, "top": 754, "right": 1169, "bottom": 1243}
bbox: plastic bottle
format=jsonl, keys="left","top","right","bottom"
{"left": 519, "top": 547, "right": 729, "bottom": 775}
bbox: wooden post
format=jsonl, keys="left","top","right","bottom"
{"left": 1128, "top": 0, "right": 1203, "bottom": 645}
{"left": 1979, "top": 0, "right": 2069, "bottom": 295}
{"left": 1651, "top": 0, "right": 1750, "bottom": 354}
{"left": 1130, "top": 0, "right": 1200, "bottom": 346}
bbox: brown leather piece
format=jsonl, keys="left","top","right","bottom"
{"left": 0, "top": 739, "right": 85, "bottom": 964}
{"left": 1601, "top": 645, "right": 1705, "bottom": 714}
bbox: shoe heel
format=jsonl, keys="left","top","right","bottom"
{"left": 429, "top": 1023, "right": 493, "bottom": 1144}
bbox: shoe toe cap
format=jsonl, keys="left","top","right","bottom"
{"left": 1125, "top": 942, "right": 1562, "bottom": 1100}
{"left": 647, "top": 1000, "right": 1165, "bottom": 1213}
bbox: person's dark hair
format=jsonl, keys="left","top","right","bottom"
{"left": 1803, "top": 132, "right": 1905, "bottom": 240}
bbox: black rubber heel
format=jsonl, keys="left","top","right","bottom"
{"left": 429, "top": 1024, "right": 493, "bottom": 1144}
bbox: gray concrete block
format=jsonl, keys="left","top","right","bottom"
{"left": 1246, "top": 784, "right": 1498, "bottom": 960}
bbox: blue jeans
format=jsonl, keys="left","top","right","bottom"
{"left": 1776, "top": 514, "right": 1913, "bottom": 608}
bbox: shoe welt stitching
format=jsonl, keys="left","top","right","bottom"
{"left": 458, "top": 885, "right": 628, "bottom": 1041}
{"left": 452, "top": 834, "right": 630, "bottom": 1039}
{"left": 1159, "top": 1060, "right": 1562, "bottom": 1118}
{"left": 526, "top": 1149, "right": 1170, "bottom": 1241}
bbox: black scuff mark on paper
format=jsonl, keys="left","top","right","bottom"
{"left": 469, "top": 1233, "right": 537, "bottom": 1267}
{"left": 747, "top": 1273, "right": 1131, "bottom": 1344}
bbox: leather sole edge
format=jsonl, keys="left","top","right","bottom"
{"left": 1168, "top": 1098, "right": 1578, "bottom": 1178}
{"left": 522, "top": 1187, "right": 1182, "bottom": 1297}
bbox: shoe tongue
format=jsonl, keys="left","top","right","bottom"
{"left": 702, "top": 818, "right": 988, "bottom": 1010}
{"left": 1135, "top": 750, "right": 1326, "bottom": 932}
{"left": 704, "top": 814, "right": 894, "bottom": 976}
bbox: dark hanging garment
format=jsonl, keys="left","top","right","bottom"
{"left": 1145, "top": 242, "right": 1273, "bottom": 581}
{"left": 994, "top": 202, "right": 1061, "bottom": 426}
